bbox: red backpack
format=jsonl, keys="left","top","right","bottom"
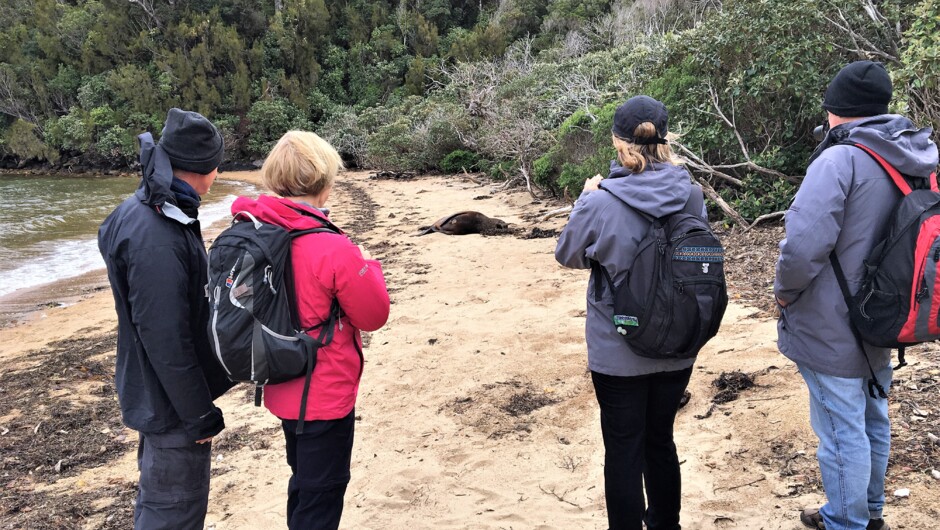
{"left": 830, "top": 143, "right": 940, "bottom": 397}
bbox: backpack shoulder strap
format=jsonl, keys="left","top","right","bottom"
{"left": 283, "top": 220, "right": 342, "bottom": 330}
{"left": 683, "top": 184, "right": 705, "bottom": 218}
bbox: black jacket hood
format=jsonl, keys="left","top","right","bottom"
{"left": 135, "top": 132, "right": 197, "bottom": 225}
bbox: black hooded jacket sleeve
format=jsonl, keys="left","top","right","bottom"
{"left": 124, "top": 239, "right": 225, "bottom": 439}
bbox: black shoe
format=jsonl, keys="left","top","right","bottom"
{"left": 801, "top": 508, "right": 890, "bottom": 530}
{"left": 800, "top": 508, "right": 825, "bottom": 529}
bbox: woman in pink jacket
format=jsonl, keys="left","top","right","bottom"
{"left": 231, "top": 131, "right": 390, "bottom": 529}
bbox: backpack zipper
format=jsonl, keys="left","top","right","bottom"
{"left": 675, "top": 276, "right": 724, "bottom": 294}
{"left": 210, "top": 284, "right": 233, "bottom": 377}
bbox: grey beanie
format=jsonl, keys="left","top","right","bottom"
{"left": 823, "top": 61, "right": 892, "bottom": 118}
{"left": 158, "top": 108, "right": 224, "bottom": 174}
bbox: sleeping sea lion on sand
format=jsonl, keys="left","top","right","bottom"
{"left": 416, "top": 211, "right": 510, "bottom": 236}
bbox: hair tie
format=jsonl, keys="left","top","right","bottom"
{"left": 633, "top": 136, "right": 668, "bottom": 146}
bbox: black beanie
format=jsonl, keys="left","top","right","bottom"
{"left": 158, "top": 108, "right": 224, "bottom": 174}
{"left": 823, "top": 61, "right": 892, "bottom": 118}
{"left": 612, "top": 95, "right": 669, "bottom": 145}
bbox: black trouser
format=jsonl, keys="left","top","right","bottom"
{"left": 281, "top": 410, "right": 356, "bottom": 530}
{"left": 591, "top": 367, "right": 693, "bottom": 530}
{"left": 135, "top": 427, "right": 212, "bottom": 530}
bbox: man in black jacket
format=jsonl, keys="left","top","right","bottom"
{"left": 99, "top": 108, "right": 235, "bottom": 529}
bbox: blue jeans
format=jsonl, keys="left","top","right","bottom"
{"left": 797, "top": 362, "right": 893, "bottom": 530}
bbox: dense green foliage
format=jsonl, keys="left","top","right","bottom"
{"left": 1, "top": 0, "right": 937, "bottom": 222}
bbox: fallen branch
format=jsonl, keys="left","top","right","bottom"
{"left": 713, "top": 162, "right": 803, "bottom": 185}
{"left": 459, "top": 167, "right": 484, "bottom": 185}
{"left": 695, "top": 403, "right": 717, "bottom": 420}
{"left": 519, "top": 166, "right": 540, "bottom": 200}
{"left": 691, "top": 176, "right": 748, "bottom": 228}
{"left": 714, "top": 475, "right": 766, "bottom": 492}
{"left": 674, "top": 142, "right": 744, "bottom": 187}
{"left": 538, "top": 484, "right": 581, "bottom": 508}
{"left": 540, "top": 206, "right": 573, "bottom": 222}
{"left": 744, "top": 395, "right": 789, "bottom": 403}
{"left": 745, "top": 210, "right": 787, "bottom": 231}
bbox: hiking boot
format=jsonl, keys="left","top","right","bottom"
{"left": 800, "top": 508, "right": 891, "bottom": 530}
{"left": 800, "top": 508, "right": 825, "bottom": 529}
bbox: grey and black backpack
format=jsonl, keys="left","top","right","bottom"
{"left": 207, "top": 208, "right": 341, "bottom": 433}
{"left": 592, "top": 185, "right": 728, "bottom": 359}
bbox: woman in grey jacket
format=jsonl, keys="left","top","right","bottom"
{"left": 555, "top": 96, "right": 702, "bottom": 530}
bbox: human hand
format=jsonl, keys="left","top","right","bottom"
{"left": 583, "top": 174, "right": 604, "bottom": 192}
{"left": 195, "top": 436, "right": 213, "bottom": 444}
{"left": 358, "top": 244, "right": 372, "bottom": 260}
{"left": 775, "top": 296, "right": 788, "bottom": 308}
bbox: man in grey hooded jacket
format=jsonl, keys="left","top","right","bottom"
{"left": 775, "top": 61, "right": 938, "bottom": 530}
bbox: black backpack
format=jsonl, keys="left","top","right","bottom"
{"left": 206, "top": 208, "right": 341, "bottom": 433}
{"left": 592, "top": 185, "right": 728, "bottom": 359}
{"left": 830, "top": 142, "right": 940, "bottom": 398}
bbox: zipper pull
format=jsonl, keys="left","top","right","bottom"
{"left": 916, "top": 286, "right": 929, "bottom": 303}
{"left": 676, "top": 281, "right": 684, "bottom": 294}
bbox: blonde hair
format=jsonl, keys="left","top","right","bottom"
{"left": 611, "top": 122, "right": 680, "bottom": 173}
{"left": 261, "top": 130, "right": 344, "bottom": 197}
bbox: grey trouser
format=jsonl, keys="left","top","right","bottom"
{"left": 134, "top": 427, "right": 212, "bottom": 530}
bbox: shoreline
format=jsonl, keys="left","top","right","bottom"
{"left": 0, "top": 171, "right": 265, "bottom": 328}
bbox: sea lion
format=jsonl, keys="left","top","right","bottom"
{"left": 416, "top": 211, "right": 510, "bottom": 236}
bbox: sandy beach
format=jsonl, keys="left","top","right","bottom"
{"left": 1, "top": 170, "right": 938, "bottom": 529}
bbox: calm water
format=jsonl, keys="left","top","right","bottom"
{"left": 0, "top": 174, "right": 255, "bottom": 297}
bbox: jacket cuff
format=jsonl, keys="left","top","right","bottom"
{"left": 183, "top": 406, "right": 225, "bottom": 441}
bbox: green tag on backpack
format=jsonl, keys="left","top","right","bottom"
{"left": 613, "top": 315, "right": 639, "bottom": 327}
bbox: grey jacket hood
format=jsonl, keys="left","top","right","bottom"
{"left": 812, "top": 115, "right": 937, "bottom": 177}
{"left": 843, "top": 115, "right": 937, "bottom": 177}
{"left": 603, "top": 160, "right": 692, "bottom": 218}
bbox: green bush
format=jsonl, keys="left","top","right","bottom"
{"left": 896, "top": 0, "right": 940, "bottom": 134}
{"left": 719, "top": 174, "right": 796, "bottom": 222}
{"left": 440, "top": 149, "right": 481, "bottom": 173}
{"left": 533, "top": 104, "right": 617, "bottom": 195}
{"left": 95, "top": 125, "right": 136, "bottom": 166}
{"left": 319, "top": 107, "right": 368, "bottom": 166}
{"left": 76, "top": 75, "right": 114, "bottom": 110}
{"left": 2, "top": 119, "right": 57, "bottom": 163}
{"left": 246, "top": 98, "right": 312, "bottom": 157}
{"left": 365, "top": 117, "right": 419, "bottom": 170}
{"left": 45, "top": 109, "right": 94, "bottom": 152}
{"left": 360, "top": 98, "right": 463, "bottom": 171}
{"left": 482, "top": 160, "right": 516, "bottom": 181}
